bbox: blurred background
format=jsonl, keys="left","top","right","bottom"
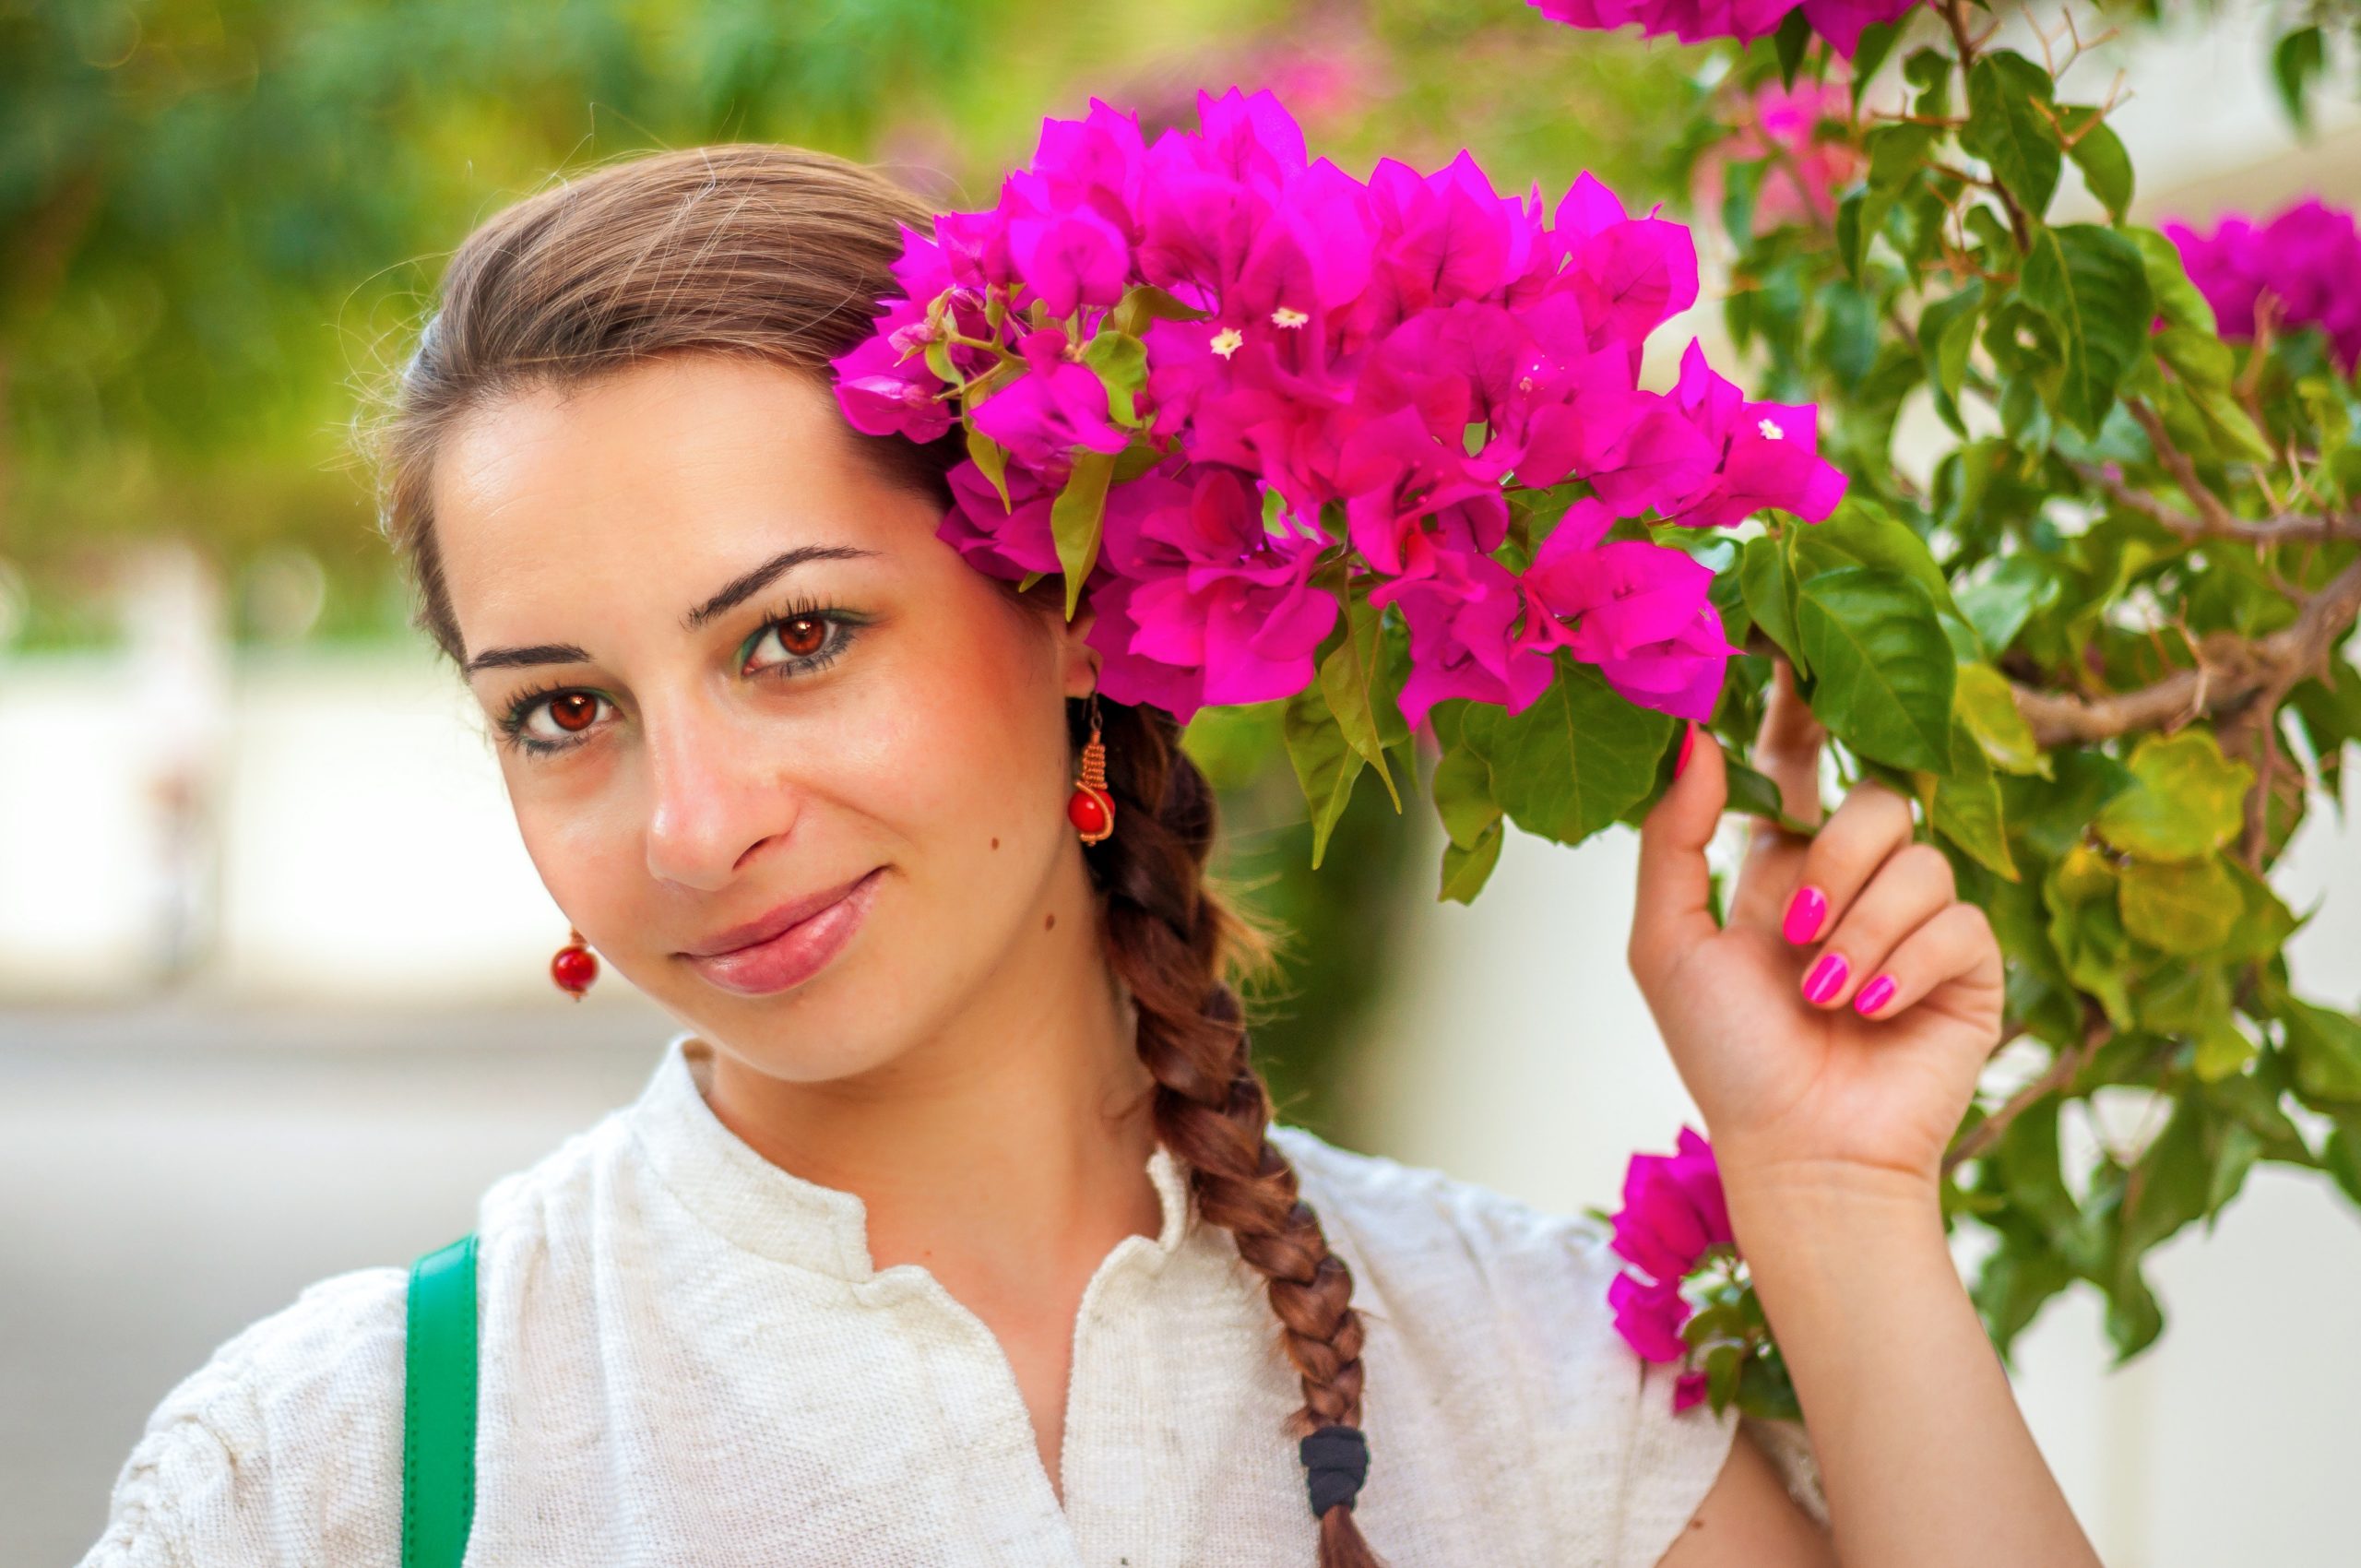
{"left": 4, "top": 0, "right": 2358, "bottom": 1562}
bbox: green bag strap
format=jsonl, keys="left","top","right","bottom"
{"left": 402, "top": 1233, "right": 480, "bottom": 1568}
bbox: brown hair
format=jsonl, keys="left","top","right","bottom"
{"left": 371, "top": 145, "right": 1382, "bottom": 1567}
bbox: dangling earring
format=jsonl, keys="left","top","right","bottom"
{"left": 551, "top": 926, "right": 599, "bottom": 1000}
{"left": 1066, "top": 692, "right": 1115, "bottom": 846}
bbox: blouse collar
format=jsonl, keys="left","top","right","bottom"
{"left": 625, "top": 1031, "right": 1196, "bottom": 1282}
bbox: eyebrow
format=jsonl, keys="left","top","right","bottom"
{"left": 461, "top": 544, "right": 878, "bottom": 674}
{"left": 684, "top": 545, "right": 877, "bottom": 629}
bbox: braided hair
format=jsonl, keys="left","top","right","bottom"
{"left": 371, "top": 143, "right": 1385, "bottom": 1565}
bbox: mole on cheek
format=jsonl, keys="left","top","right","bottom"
{"left": 1044, "top": 912, "right": 1056, "bottom": 931}
{"left": 991, "top": 837, "right": 1000, "bottom": 850}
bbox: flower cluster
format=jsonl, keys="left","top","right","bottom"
{"left": 1606, "top": 1124, "right": 1734, "bottom": 1412}
{"left": 1528, "top": 0, "right": 1924, "bottom": 58}
{"left": 2165, "top": 197, "right": 2361, "bottom": 374}
{"left": 834, "top": 89, "right": 1844, "bottom": 727}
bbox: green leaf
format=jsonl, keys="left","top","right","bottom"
{"left": 1791, "top": 499, "right": 1958, "bottom": 616}
{"left": 1315, "top": 578, "right": 1404, "bottom": 810}
{"left": 1795, "top": 566, "right": 1957, "bottom": 773}
{"left": 2193, "top": 1015, "right": 2259, "bottom": 1083}
{"left": 1932, "top": 719, "right": 2021, "bottom": 880}
{"left": 1964, "top": 53, "right": 2063, "bottom": 219}
{"left": 1464, "top": 660, "right": 1676, "bottom": 847}
{"left": 2325, "top": 1119, "right": 2361, "bottom": 1206}
{"left": 2127, "top": 227, "right": 2215, "bottom": 333}
{"left": 1772, "top": 5, "right": 1811, "bottom": 89}
{"left": 2273, "top": 25, "right": 2327, "bottom": 128}
{"left": 1080, "top": 329, "right": 1147, "bottom": 428}
{"left": 1954, "top": 663, "right": 2047, "bottom": 776}
{"left": 2217, "top": 860, "right": 2300, "bottom": 964}
{"left": 1724, "top": 758, "right": 1815, "bottom": 835}
{"left": 1850, "top": 21, "right": 1904, "bottom": 102}
{"left": 1430, "top": 731, "right": 1501, "bottom": 850}
{"left": 1957, "top": 555, "right": 2062, "bottom": 655}
{"left": 2060, "top": 108, "right": 2133, "bottom": 222}
{"left": 1738, "top": 535, "right": 1803, "bottom": 668}
{"left": 1281, "top": 684, "right": 1362, "bottom": 870}
{"left": 1440, "top": 819, "right": 1505, "bottom": 904}
{"left": 1049, "top": 449, "right": 1118, "bottom": 620}
{"left": 2118, "top": 855, "right": 2240, "bottom": 954}
{"left": 966, "top": 428, "right": 1014, "bottom": 510}
{"left": 2020, "top": 223, "right": 2153, "bottom": 437}
{"left": 1107, "top": 283, "right": 1206, "bottom": 338}
{"left": 1917, "top": 280, "right": 1987, "bottom": 437}
{"left": 2279, "top": 998, "right": 2361, "bottom": 1107}
{"left": 2094, "top": 731, "right": 2253, "bottom": 861}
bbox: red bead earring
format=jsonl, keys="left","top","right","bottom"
{"left": 551, "top": 926, "right": 599, "bottom": 1000}
{"left": 1066, "top": 694, "right": 1115, "bottom": 846}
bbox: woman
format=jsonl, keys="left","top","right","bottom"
{"left": 78, "top": 146, "right": 2099, "bottom": 1568}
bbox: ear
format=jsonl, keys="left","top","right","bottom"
{"left": 1056, "top": 605, "right": 1100, "bottom": 700}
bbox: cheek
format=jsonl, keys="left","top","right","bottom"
{"left": 504, "top": 764, "right": 649, "bottom": 932}
{"left": 860, "top": 600, "right": 1071, "bottom": 861}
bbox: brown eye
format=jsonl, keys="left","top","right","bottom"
{"left": 547, "top": 692, "right": 599, "bottom": 732}
{"left": 778, "top": 615, "right": 827, "bottom": 657}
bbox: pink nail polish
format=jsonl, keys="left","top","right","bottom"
{"left": 1854, "top": 974, "right": 1896, "bottom": 1016}
{"left": 1802, "top": 953, "right": 1849, "bottom": 1006}
{"left": 1674, "top": 724, "right": 1696, "bottom": 778}
{"left": 1782, "top": 885, "right": 1828, "bottom": 944}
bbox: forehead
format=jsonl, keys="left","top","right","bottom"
{"left": 432, "top": 356, "right": 933, "bottom": 649}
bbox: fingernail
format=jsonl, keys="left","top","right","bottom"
{"left": 1854, "top": 974, "right": 1897, "bottom": 1016}
{"left": 1674, "top": 724, "right": 1697, "bottom": 778}
{"left": 1782, "top": 885, "right": 1828, "bottom": 945}
{"left": 1802, "top": 953, "right": 1849, "bottom": 1006}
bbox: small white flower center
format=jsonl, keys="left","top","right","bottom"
{"left": 1757, "top": 417, "right": 1786, "bottom": 441}
{"left": 1211, "top": 327, "right": 1246, "bottom": 359}
{"left": 1270, "top": 306, "right": 1310, "bottom": 328}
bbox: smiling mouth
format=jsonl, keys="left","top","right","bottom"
{"left": 677, "top": 868, "right": 884, "bottom": 997}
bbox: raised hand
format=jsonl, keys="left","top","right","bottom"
{"left": 1628, "top": 664, "right": 2005, "bottom": 1201}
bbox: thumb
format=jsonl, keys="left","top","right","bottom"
{"left": 1632, "top": 723, "right": 1726, "bottom": 984}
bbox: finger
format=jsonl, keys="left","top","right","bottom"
{"left": 1746, "top": 781, "right": 1916, "bottom": 942}
{"left": 1753, "top": 659, "right": 1827, "bottom": 829}
{"left": 1797, "top": 841, "right": 1958, "bottom": 1011}
{"left": 1848, "top": 901, "right": 2002, "bottom": 1020}
{"left": 1632, "top": 724, "right": 1726, "bottom": 989}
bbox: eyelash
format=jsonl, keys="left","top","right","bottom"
{"left": 495, "top": 599, "right": 869, "bottom": 757}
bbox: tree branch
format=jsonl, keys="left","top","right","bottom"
{"left": 2068, "top": 458, "right": 2361, "bottom": 544}
{"left": 2009, "top": 554, "right": 2361, "bottom": 747}
{"left": 1943, "top": 1014, "right": 2111, "bottom": 1176}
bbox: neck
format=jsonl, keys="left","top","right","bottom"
{"left": 699, "top": 857, "right": 1166, "bottom": 1293}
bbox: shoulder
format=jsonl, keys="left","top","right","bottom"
{"left": 77, "top": 1112, "right": 626, "bottom": 1568}
{"left": 76, "top": 1265, "right": 410, "bottom": 1568}
{"left": 1268, "top": 1126, "right": 1829, "bottom": 1566}
{"left": 1269, "top": 1123, "right": 1627, "bottom": 1313}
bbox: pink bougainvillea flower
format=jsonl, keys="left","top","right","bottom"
{"left": 1089, "top": 466, "right": 1337, "bottom": 719}
{"left": 1376, "top": 549, "right": 1554, "bottom": 731}
{"left": 1522, "top": 502, "right": 1734, "bottom": 719}
{"left": 2166, "top": 197, "right": 2361, "bottom": 373}
{"left": 1529, "top": 0, "right": 1795, "bottom": 46}
{"left": 1004, "top": 179, "right": 1133, "bottom": 318}
{"left": 970, "top": 327, "right": 1133, "bottom": 468}
{"left": 1609, "top": 1124, "right": 1734, "bottom": 1289}
{"left": 1655, "top": 340, "right": 1847, "bottom": 528}
{"left": 1799, "top": 0, "right": 1926, "bottom": 57}
{"left": 1673, "top": 1369, "right": 1711, "bottom": 1412}
{"left": 1608, "top": 1269, "right": 1693, "bottom": 1364}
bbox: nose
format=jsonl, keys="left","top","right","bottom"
{"left": 640, "top": 693, "right": 795, "bottom": 892}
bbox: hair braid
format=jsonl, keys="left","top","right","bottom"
{"left": 1082, "top": 697, "right": 1385, "bottom": 1568}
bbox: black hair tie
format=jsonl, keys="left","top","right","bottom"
{"left": 1299, "top": 1424, "right": 1369, "bottom": 1517}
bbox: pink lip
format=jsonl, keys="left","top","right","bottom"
{"left": 678, "top": 869, "right": 883, "bottom": 997}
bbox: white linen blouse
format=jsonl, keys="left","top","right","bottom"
{"left": 78, "top": 1032, "right": 1827, "bottom": 1568}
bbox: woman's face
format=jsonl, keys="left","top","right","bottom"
{"left": 433, "top": 354, "right": 1100, "bottom": 1081}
